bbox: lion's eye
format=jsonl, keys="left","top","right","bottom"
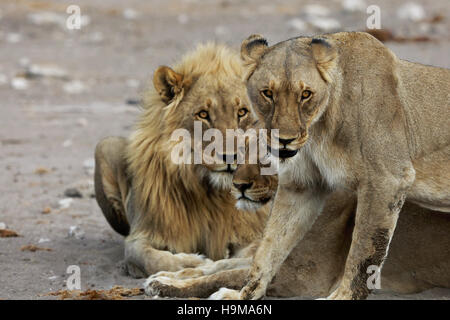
{"left": 301, "top": 90, "right": 312, "bottom": 100}
{"left": 261, "top": 89, "right": 273, "bottom": 101}
{"left": 197, "top": 110, "right": 209, "bottom": 119}
{"left": 238, "top": 108, "right": 248, "bottom": 117}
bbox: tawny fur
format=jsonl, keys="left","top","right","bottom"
{"left": 234, "top": 31, "right": 450, "bottom": 300}
{"left": 145, "top": 164, "right": 450, "bottom": 299}
{"left": 95, "top": 44, "right": 267, "bottom": 277}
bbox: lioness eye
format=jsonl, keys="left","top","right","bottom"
{"left": 197, "top": 110, "right": 209, "bottom": 119}
{"left": 301, "top": 90, "right": 312, "bottom": 100}
{"left": 238, "top": 108, "right": 248, "bottom": 117}
{"left": 261, "top": 89, "right": 273, "bottom": 101}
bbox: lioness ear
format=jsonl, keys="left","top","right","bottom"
{"left": 310, "top": 38, "right": 337, "bottom": 83}
{"left": 153, "top": 66, "right": 184, "bottom": 104}
{"left": 241, "top": 34, "right": 268, "bottom": 67}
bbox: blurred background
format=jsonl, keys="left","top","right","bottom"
{"left": 0, "top": 0, "right": 449, "bottom": 299}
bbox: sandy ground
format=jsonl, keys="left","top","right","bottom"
{"left": 0, "top": 0, "right": 449, "bottom": 300}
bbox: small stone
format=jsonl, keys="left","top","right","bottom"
{"left": 214, "top": 26, "right": 228, "bottom": 36}
{"left": 11, "top": 77, "right": 28, "bottom": 90}
{"left": 62, "top": 139, "right": 72, "bottom": 148}
{"left": 397, "top": 2, "right": 425, "bottom": 22}
{"left": 126, "top": 79, "right": 139, "bottom": 88}
{"left": 58, "top": 198, "right": 74, "bottom": 209}
{"left": 304, "top": 5, "right": 330, "bottom": 17}
{"left": 342, "top": 0, "right": 366, "bottom": 12}
{"left": 287, "top": 18, "right": 306, "bottom": 31}
{"left": 308, "top": 17, "right": 341, "bottom": 31}
{"left": 63, "top": 80, "right": 86, "bottom": 94}
{"left": 0, "top": 74, "right": 7, "bottom": 86}
{"left": 25, "top": 64, "right": 68, "bottom": 79}
{"left": 38, "top": 238, "right": 51, "bottom": 244}
{"left": 42, "top": 207, "right": 52, "bottom": 214}
{"left": 123, "top": 8, "right": 138, "bottom": 20}
{"left": 6, "top": 33, "right": 22, "bottom": 43}
{"left": 0, "top": 222, "right": 6, "bottom": 229}
{"left": 68, "top": 226, "right": 85, "bottom": 240}
{"left": 64, "top": 188, "right": 83, "bottom": 198}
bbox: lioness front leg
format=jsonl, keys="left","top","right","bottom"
{"left": 329, "top": 173, "right": 414, "bottom": 300}
{"left": 239, "top": 187, "right": 326, "bottom": 300}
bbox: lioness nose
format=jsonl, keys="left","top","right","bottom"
{"left": 278, "top": 137, "right": 296, "bottom": 147}
{"left": 233, "top": 182, "right": 253, "bottom": 192}
{"left": 216, "top": 152, "right": 237, "bottom": 164}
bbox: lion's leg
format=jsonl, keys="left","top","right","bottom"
{"left": 145, "top": 268, "right": 249, "bottom": 298}
{"left": 124, "top": 236, "right": 212, "bottom": 278}
{"left": 328, "top": 172, "right": 414, "bottom": 300}
{"left": 239, "top": 188, "right": 327, "bottom": 300}
{"left": 148, "top": 257, "right": 252, "bottom": 281}
{"left": 94, "top": 136, "right": 130, "bottom": 236}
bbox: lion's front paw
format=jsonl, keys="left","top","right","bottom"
{"left": 208, "top": 288, "right": 241, "bottom": 300}
{"left": 145, "top": 276, "right": 185, "bottom": 298}
{"left": 175, "top": 253, "right": 212, "bottom": 268}
{"left": 148, "top": 268, "right": 205, "bottom": 281}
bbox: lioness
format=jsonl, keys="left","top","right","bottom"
{"left": 146, "top": 163, "right": 450, "bottom": 299}
{"left": 221, "top": 32, "right": 450, "bottom": 299}
{"left": 94, "top": 43, "right": 267, "bottom": 277}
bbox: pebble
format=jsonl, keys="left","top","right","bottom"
{"left": 58, "top": 198, "right": 74, "bottom": 209}
{"left": 0, "top": 222, "right": 6, "bottom": 230}
{"left": 287, "top": 18, "right": 307, "bottom": 31}
{"left": 6, "top": 33, "right": 22, "bottom": 43}
{"left": 0, "top": 74, "right": 7, "bottom": 86}
{"left": 341, "top": 0, "right": 366, "bottom": 13}
{"left": 25, "top": 64, "right": 68, "bottom": 79}
{"left": 62, "top": 139, "right": 73, "bottom": 148}
{"left": 38, "top": 238, "right": 51, "bottom": 244}
{"left": 304, "top": 5, "right": 330, "bottom": 17}
{"left": 308, "top": 18, "right": 341, "bottom": 31}
{"left": 68, "top": 226, "right": 85, "bottom": 240}
{"left": 83, "top": 158, "right": 95, "bottom": 175}
{"left": 11, "top": 77, "right": 29, "bottom": 90}
{"left": 123, "top": 8, "right": 138, "bottom": 20}
{"left": 397, "top": 3, "right": 425, "bottom": 22}
{"left": 64, "top": 188, "right": 83, "bottom": 198}
{"left": 214, "top": 26, "right": 228, "bottom": 37}
{"left": 63, "top": 80, "right": 86, "bottom": 94}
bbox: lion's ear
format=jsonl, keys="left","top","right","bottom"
{"left": 310, "top": 38, "right": 337, "bottom": 83}
{"left": 153, "top": 66, "right": 184, "bottom": 104}
{"left": 240, "top": 34, "right": 268, "bottom": 65}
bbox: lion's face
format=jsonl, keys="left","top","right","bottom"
{"left": 231, "top": 163, "right": 277, "bottom": 212}
{"left": 182, "top": 75, "right": 256, "bottom": 189}
{"left": 153, "top": 48, "right": 258, "bottom": 190}
{"left": 240, "top": 35, "right": 337, "bottom": 161}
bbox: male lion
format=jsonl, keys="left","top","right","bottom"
{"left": 94, "top": 43, "right": 267, "bottom": 278}
{"left": 146, "top": 162, "right": 450, "bottom": 299}
{"left": 207, "top": 31, "right": 450, "bottom": 299}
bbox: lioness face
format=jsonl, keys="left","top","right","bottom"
{"left": 240, "top": 36, "right": 337, "bottom": 161}
{"left": 232, "top": 163, "right": 277, "bottom": 211}
{"left": 154, "top": 64, "right": 257, "bottom": 190}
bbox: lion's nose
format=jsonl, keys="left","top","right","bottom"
{"left": 233, "top": 182, "right": 253, "bottom": 192}
{"left": 216, "top": 152, "right": 238, "bottom": 164}
{"left": 278, "top": 137, "right": 296, "bottom": 147}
